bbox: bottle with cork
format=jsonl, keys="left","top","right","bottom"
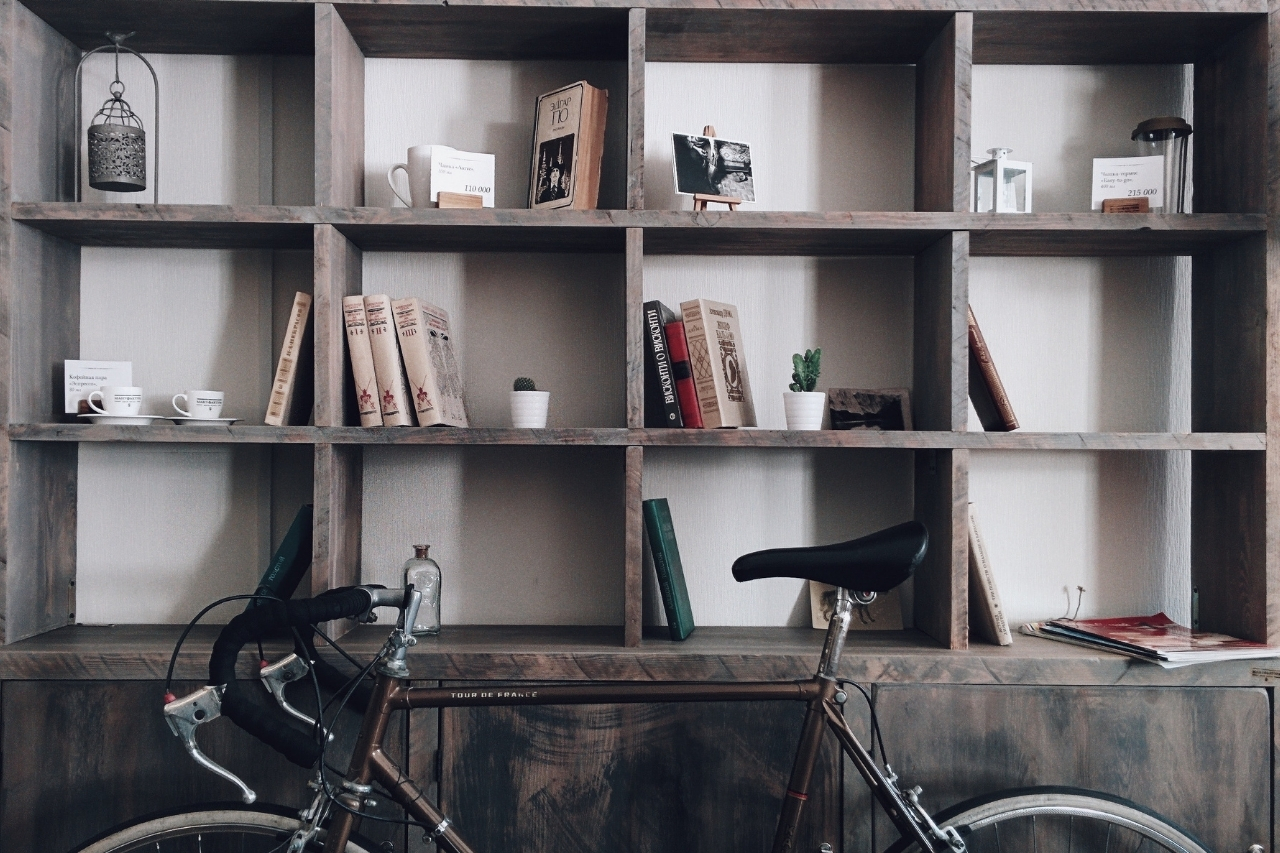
{"left": 402, "top": 544, "right": 441, "bottom": 635}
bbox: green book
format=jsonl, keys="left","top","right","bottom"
{"left": 642, "top": 498, "right": 695, "bottom": 641}
{"left": 246, "top": 504, "right": 313, "bottom": 610}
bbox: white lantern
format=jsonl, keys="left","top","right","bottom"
{"left": 972, "top": 147, "right": 1033, "bottom": 213}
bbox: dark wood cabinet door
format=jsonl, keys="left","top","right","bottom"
{"left": 440, "top": 698, "right": 841, "bottom": 853}
{"left": 869, "top": 685, "right": 1270, "bottom": 853}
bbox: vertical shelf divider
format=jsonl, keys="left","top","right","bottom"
{"left": 915, "top": 12, "right": 972, "bottom": 213}
{"left": 312, "top": 225, "right": 363, "bottom": 634}
{"left": 627, "top": 8, "right": 645, "bottom": 210}
{"left": 4, "top": 2, "right": 80, "bottom": 643}
{"left": 625, "top": 445, "right": 643, "bottom": 648}
{"left": 913, "top": 232, "right": 969, "bottom": 649}
{"left": 315, "top": 3, "right": 365, "bottom": 208}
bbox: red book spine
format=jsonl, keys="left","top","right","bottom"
{"left": 665, "top": 320, "right": 704, "bottom": 429}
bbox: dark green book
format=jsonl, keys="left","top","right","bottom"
{"left": 247, "top": 504, "right": 313, "bottom": 609}
{"left": 642, "top": 498, "right": 695, "bottom": 641}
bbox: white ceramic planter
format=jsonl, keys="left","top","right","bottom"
{"left": 510, "top": 390, "right": 550, "bottom": 428}
{"left": 783, "top": 391, "right": 826, "bottom": 430}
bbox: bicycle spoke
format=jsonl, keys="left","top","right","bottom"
{"left": 1105, "top": 823, "right": 1113, "bottom": 853}
{"left": 1068, "top": 815, "right": 1073, "bottom": 853}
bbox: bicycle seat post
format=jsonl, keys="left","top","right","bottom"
{"left": 817, "top": 588, "right": 857, "bottom": 681}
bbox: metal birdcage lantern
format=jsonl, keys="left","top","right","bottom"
{"left": 972, "top": 147, "right": 1033, "bottom": 213}
{"left": 75, "top": 32, "right": 159, "bottom": 201}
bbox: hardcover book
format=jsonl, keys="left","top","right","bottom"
{"left": 265, "top": 292, "right": 314, "bottom": 426}
{"left": 342, "top": 296, "right": 382, "bottom": 427}
{"left": 664, "top": 320, "right": 704, "bottom": 429}
{"left": 643, "top": 300, "right": 682, "bottom": 428}
{"left": 967, "top": 504, "right": 1012, "bottom": 645}
{"left": 641, "top": 498, "right": 695, "bottom": 641}
{"left": 392, "top": 297, "right": 468, "bottom": 428}
{"left": 679, "top": 298, "right": 756, "bottom": 429}
{"left": 529, "top": 81, "right": 609, "bottom": 210}
{"left": 363, "top": 294, "right": 414, "bottom": 427}
{"left": 968, "top": 305, "right": 1019, "bottom": 431}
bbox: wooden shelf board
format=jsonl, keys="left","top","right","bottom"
{"left": 10, "top": 424, "right": 1263, "bottom": 450}
{"left": 9, "top": 423, "right": 321, "bottom": 443}
{"left": 635, "top": 211, "right": 957, "bottom": 255}
{"left": 337, "top": 4, "right": 629, "bottom": 60}
{"left": 329, "top": 208, "right": 629, "bottom": 252}
{"left": 13, "top": 204, "right": 320, "bottom": 249}
{"left": 972, "top": 11, "right": 1262, "bottom": 65}
{"left": 644, "top": 9, "right": 953, "bottom": 63}
{"left": 2, "top": 623, "right": 1274, "bottom": 686}
{"left": 967, "top": 213, "right": 1265, "bottom": 256}
{"left": 19, "top": 0, "right": 315, "bottom": 54}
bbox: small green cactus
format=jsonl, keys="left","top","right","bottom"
{"left": 789, "top": 349, "right": 822, "bottom": 393}
{"left": 513, "top": 377, "right": 538, "bottom": 392}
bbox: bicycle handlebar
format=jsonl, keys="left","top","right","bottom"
{"left": 208, "top": 586, "right": 389, "bottom": 768}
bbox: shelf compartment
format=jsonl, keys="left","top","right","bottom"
{"left": 12, "top": 203, "right": 320, "bottom": 249}
{"left": 330, "top": 209, "right": 628, "bottom": 252}
{"left": 8, "top": 424, "right": 322, "bottom": 443}
{"left": 972, "top": 11, "right": 1262, "bottom": 65}
{"left": 18, "top": 0, "right": 314, "bottom": 55}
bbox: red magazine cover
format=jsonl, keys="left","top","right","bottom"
{"left": 1027, "top": 613, "right": 1280, "bottom": 666}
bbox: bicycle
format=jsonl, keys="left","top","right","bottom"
{"left": 71, "top": 521, "right": 1213, "bottom": 853}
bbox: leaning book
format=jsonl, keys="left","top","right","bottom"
{"left": 1022, "top": 613, "right": 1280, "bottom": 667}
{"left": 529, "top": 81, "right": 609, "bottom": 210}
{"left": 641, "top": 498, "right": 695, "bottom": 641}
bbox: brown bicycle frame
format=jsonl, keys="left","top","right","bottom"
{"left": 321, "top": 612, "right": 942, "bottom": 853}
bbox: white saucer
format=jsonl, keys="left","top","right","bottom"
{"left": 79, "top": 414, "right": 167, "bottom": 426}
{"left": 168, "top": 416, "right": 239, "bottom": 425}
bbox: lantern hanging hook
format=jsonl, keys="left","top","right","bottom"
{"left": 73, "top": 31, "right": 159, "bottom": 202}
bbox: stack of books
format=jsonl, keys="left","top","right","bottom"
{"left": 643, "top": 299, "right": 756, "bottom": 430}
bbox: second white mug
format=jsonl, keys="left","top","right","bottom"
{"left": 173, "top": 390, "right": 225, "bottom": 419}
{"left": 88, "top": 386, "right": 143, "bottom": 416}
{"left": 387, "top": 144, "right": 433, "bottom": 208}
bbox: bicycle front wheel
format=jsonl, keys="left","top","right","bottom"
{"left": 70, "top": 804, "right": 378, "bottom": 853}
{"left": 882, "top": 786, "right": 1212, "bottom": 853}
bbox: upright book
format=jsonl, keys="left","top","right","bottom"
{"left": 392, "top": 297, "right": 468, "bottom": 427}
{"left": 968, "top": 305, "right": 1019, "bottom": 431}
{"left": 363, "top": 294, "right": 414, "bottom": 427}
{"left": 641, "top": 498, "right": 695, "bottom": 641}
{"left": 967, "top": 504, "right": 1012, "bottom": 645}
{"left": 664, "top": 319, "right": 704, "bottom": 429}
{"left": 265, "top": 291, "right": 314, "bottom": 426}
{"left": 643, "top": 300, "right": 682, "bottom": 428}
{"left": 679, "top": 298, "right": 756, "bottom": 429}
{"left": 529, "top": 81, "right": 609, "bottom": 210}
{"left": 342, "top": 296, "right": 382, "bottom": 427}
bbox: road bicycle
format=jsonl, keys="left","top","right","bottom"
{"left": 71, "top": 521, "right": 1214, "bottom": 853}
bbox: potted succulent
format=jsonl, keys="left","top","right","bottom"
{"left": 510, "top": 377, "right": 550, "bottom": 428}
{"left": 783, "top": 349, "right": 824, "bottom": 430}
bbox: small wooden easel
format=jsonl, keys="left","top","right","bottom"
{"left": 691, "top": 126, "right": 741, "bottom": 212}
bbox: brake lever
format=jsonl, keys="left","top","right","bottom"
{"left": 163, "top": 686, "right": 257, "bottom": 804}
{"left": 259, "top": 654, "right": 332, "bottom": 741}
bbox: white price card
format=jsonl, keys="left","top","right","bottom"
{"left": 428, "top": 146, "right": 495, "bottom": 207}
{"left": 1091, "top": 156, "right": 1164, "bottom": 211}
{"left": 64, "top": 360, "right": 132, "bottom": 414}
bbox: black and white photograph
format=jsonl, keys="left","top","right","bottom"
{"left": 828, "top": 387, "right": 913, "bottom": 431}
{"left": 533, "top": 134, "right": 575, "bottom": 204}
{"left": 672, "top": 133, "right": 755, "bottom": 201}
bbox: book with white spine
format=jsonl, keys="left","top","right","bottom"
{"left": 265, "top": 292, "right": 313, "bottom": 426}
{"left": 392, "top": 296, "right": 469, "bottom": 427}
{"left": 363, "top": 294, "right": 414, "bottom": 427}
{"left": 342, "top": 296, "right": 382, "bottom": 427}
{"left": 968, "top": 504, "right": 1012, "bottom": 645}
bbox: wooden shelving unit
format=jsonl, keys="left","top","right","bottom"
{"left": 1, "top": 0, "right": 1274, "bottom": 663}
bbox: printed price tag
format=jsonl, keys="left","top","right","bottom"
{"left": 1091, "top": 156, "right": 1163, "bottom": 211}
{"left": 428, "top": 146, "right": 496, "bottom": 207}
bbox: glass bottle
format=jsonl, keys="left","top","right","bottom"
{"left": 403, "top": 544, "right": 441, "bottom": 635}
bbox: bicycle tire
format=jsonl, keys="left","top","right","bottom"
{"left": 880, "top": 786, "right": 1212, "bottom": 853}
{"left": 69, "top": 803, "right": 380, "bottom": 853}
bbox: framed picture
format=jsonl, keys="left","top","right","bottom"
{"left": 828, "top": 388, "right": 913, "bottom": 431}
{"left": 671, "top": 133, "right": 756, "bottom": 202}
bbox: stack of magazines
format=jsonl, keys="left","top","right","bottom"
{"left": 1021, "top": 613, "right": 1280, "bottom": 668}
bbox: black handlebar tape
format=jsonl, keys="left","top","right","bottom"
{"left": 209, "top": 587, "right": 372, "bottom": 768}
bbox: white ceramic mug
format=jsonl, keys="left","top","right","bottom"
{"left": 387, "top": 145, "right": 433, "bottom": 208}
{"left": 88, "top": 386, "right": 143, "bottom": 416}
{"left": 173, "top": 390, "right": 225, "bottom": 419}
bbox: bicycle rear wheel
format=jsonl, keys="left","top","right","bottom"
{"left": 70, "top": 804, "right": 378, "bottom": 853}
{"left": 881, "top": 786, "right": 1211, "bottom": 853}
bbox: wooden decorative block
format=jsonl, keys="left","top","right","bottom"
{"left": 1101, "top": 197, "right": 1150, "bottom": 213}
{"left": 437, "top": 191, "right": 484, "bottom": 209}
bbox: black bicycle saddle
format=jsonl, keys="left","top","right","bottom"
{"left": 731, "top": 521, "right": 928, "bottom": 592}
